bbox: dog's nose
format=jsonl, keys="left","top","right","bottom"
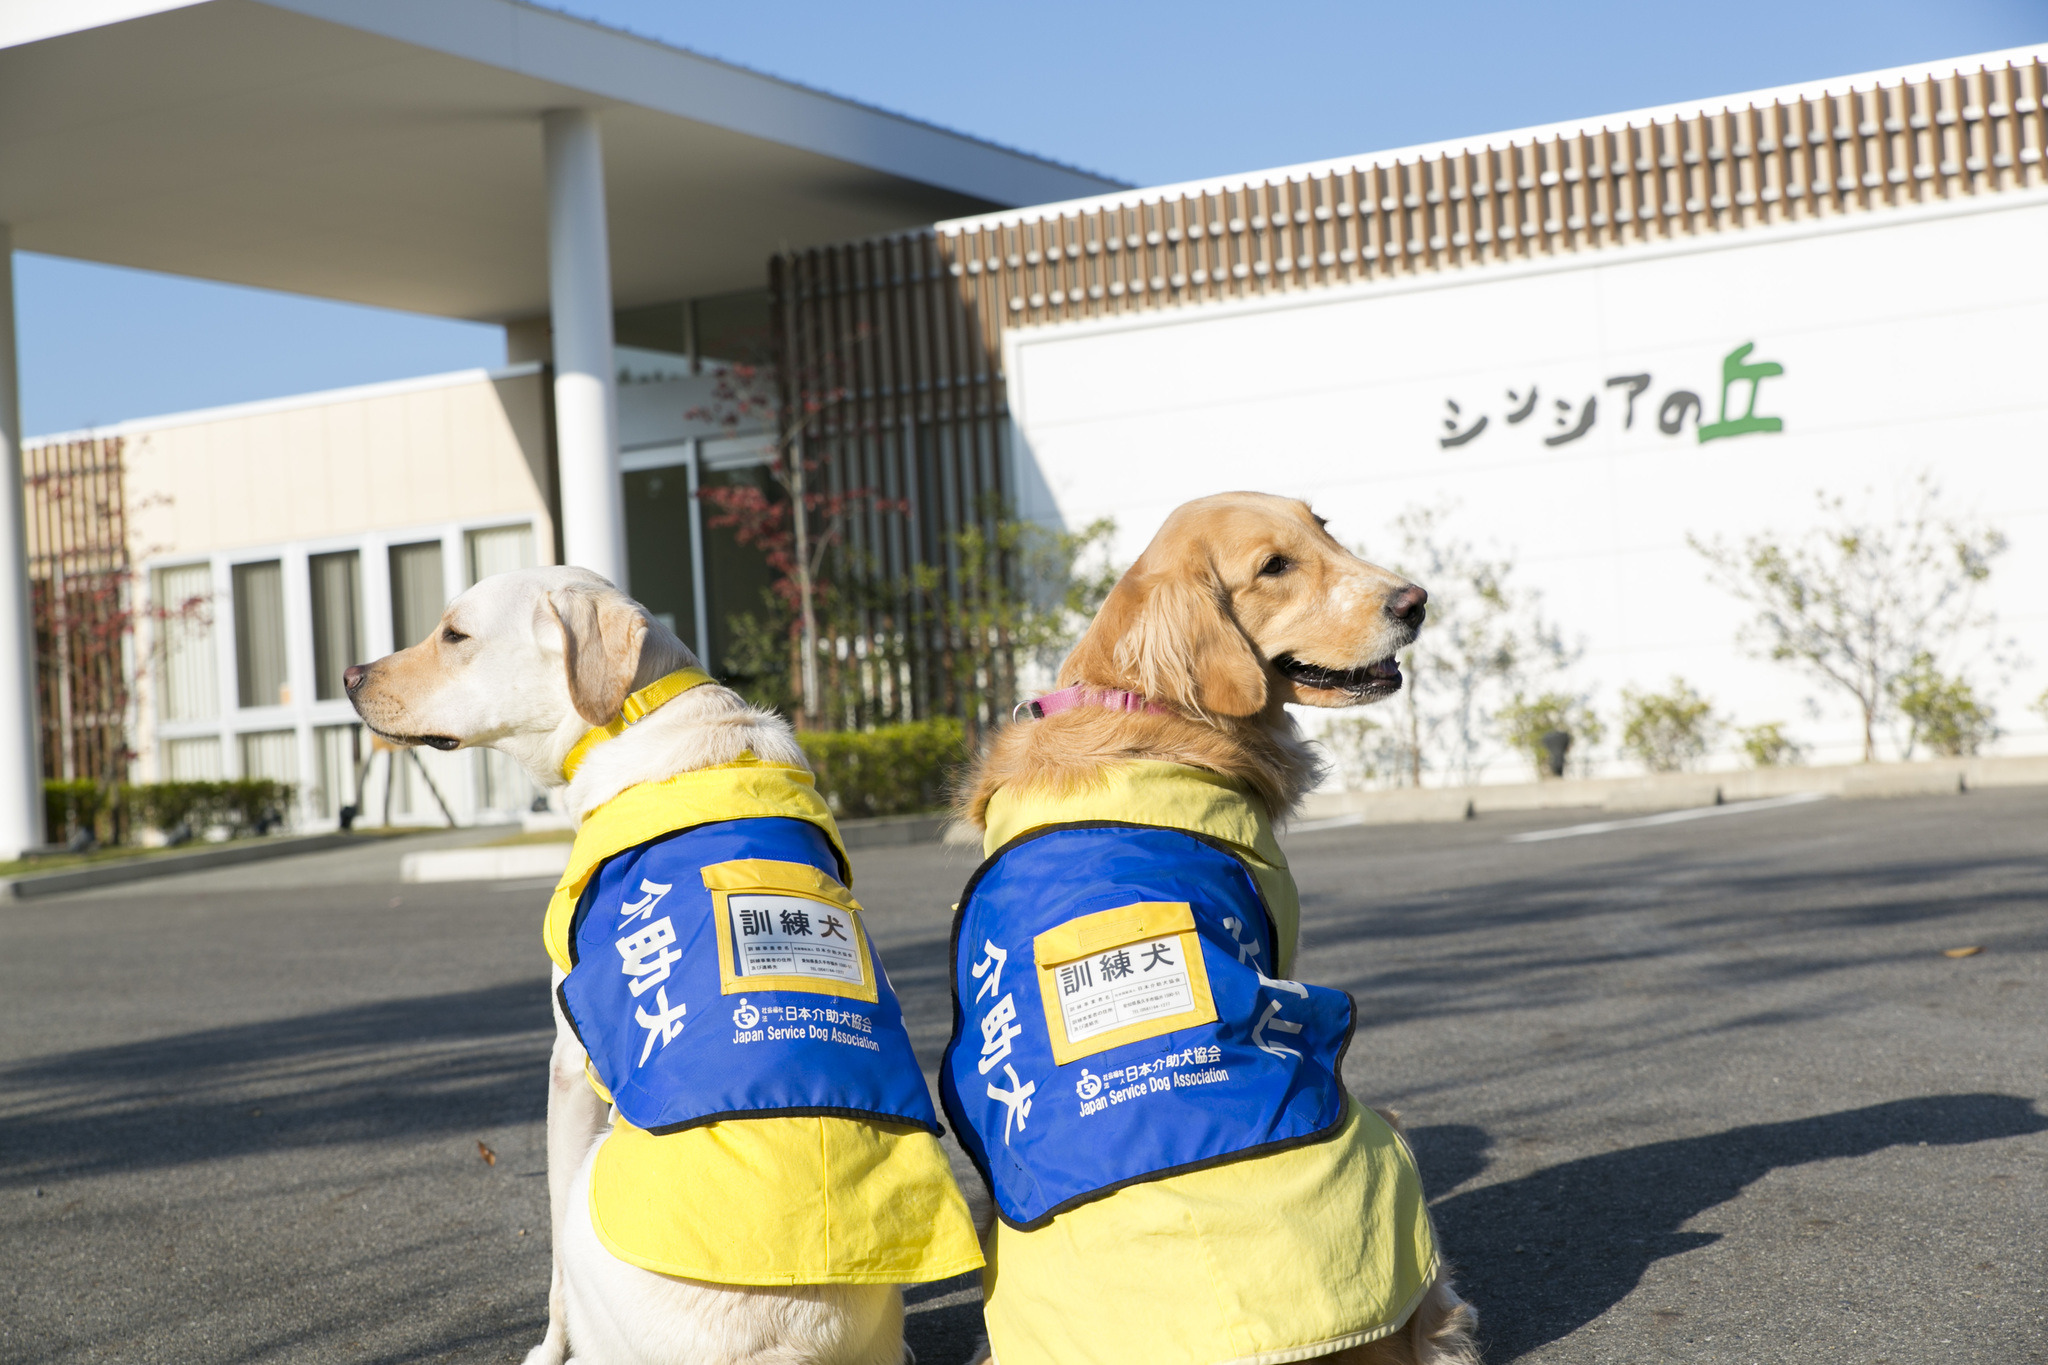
{"left": 343, "top": 663, "right": 368, "bottom": 694}
{"left": 1386, "top": 584, "right": 1428, "bottom": 625}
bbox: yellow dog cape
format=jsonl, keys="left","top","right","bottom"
{"left": 544, "top": 757, "right": 983, "bottom": 1286}
{"left": 975, "top": 761, "right": 1437, "bottom": 1364}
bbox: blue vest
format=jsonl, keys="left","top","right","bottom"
{"left": 560, "top": 815, "right": 940, "bottom": 1136}
{"left": 939, "top": 823, "right": 1354, "bottom": 1230}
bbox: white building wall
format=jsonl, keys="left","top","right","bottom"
{"left": 44, "top": 361, "right": 764, "bottom": 831}
{"left": 67, "top": 366, "right": 561, "bottom": 830}
{"left": 1006, "top": 194, "right": 2048, "bottom": 775}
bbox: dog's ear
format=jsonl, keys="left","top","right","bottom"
{"left": 1062, "top": 563, "right": 1266, "bottom": 719}
{"left": 538, "top": 584, "right": 648, "bottom": 727}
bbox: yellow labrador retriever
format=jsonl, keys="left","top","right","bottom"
{"left": 952, "top": 493, "right": 1480, "bottom": 1365}
{"left": 347, "top": 566, "right": 979, "bottom": 1365}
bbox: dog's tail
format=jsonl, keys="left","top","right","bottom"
{"left": 1406, "top": 1273, "right": 1481, "bottom": 1365}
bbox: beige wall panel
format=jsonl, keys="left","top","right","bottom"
{"left": 322, "top": 400, "right": 374, "bottom": 535}
{"left": 279, "top": 406, "right": 329, "bottom": 540}
{"left": 243, "top": 415, "right": 295, "bottom": 548}
{"left": 493, "top": 375, "right": 556, "bottom": 559}
{"left": 443, "top": 388, "right": 494, "bottom": 512}
{"left": 117, "top": 373, "right": 553, "bottom": 559}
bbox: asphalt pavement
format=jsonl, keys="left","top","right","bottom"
{"left": 2, "top": 787, "right": 2043, "bottom": 1364}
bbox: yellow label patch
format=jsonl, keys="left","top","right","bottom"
{"left": 703, "top": 858, "right": 878, "bottom": 1003}
{"left": 1032, "top": 901, "right": 1217, "bottom": 1065}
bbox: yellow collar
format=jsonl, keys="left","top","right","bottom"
{"left": 560, "top": 668, "right": 713, "bottom": 782}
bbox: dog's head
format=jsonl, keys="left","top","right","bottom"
{"left": 1060, "top": 492, "right": 1425, "bottom": 717}
{"left": 344, "top": 566, "right": 690, "bottom": 779}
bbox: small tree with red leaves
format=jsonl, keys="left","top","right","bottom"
{"left": 26, "top": 439, "right": 210, "bottom": 844}
{"left": 689, "top": 353, "right": 905, "bottom": 728}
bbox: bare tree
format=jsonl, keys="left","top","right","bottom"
{"left": 1690, "top": 477, "right": 2006, "bottom": 762}
{"left": 1378, "top": 505, "right": 1575, "bottom": 786}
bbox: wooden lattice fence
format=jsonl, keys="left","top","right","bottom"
{"left": 23, "top": 436, "right": 132, "bottom": 786}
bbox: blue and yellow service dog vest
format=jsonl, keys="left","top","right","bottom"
{"left": 955, "top": 762, "right": 1437, "bottom": 1365}
{"left": 941, "top": 822, "right": 1354, "bottom": 1229}
{"left": 543, "top": 760, "right": 982, "bottom": 1286}
{"left": 559, "top": 814, "right": 938, "bottom": 1135}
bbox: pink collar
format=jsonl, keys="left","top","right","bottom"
{"left": 1017, "top": 684, "right": 1168, "bottom": 721}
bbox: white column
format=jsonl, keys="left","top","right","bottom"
{"left": 543, "top": 109, "right": 627, "bottom": 589}
{"left": 0, "top": 227, "right": 45, "bottom": 857}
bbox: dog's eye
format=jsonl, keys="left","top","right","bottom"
{"left": 1259, "top": 555, "right": 1290, "bottom": 576}
{"left": 441, "top": 627, "right": 469, "bottom": 645}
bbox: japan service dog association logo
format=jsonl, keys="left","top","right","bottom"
{"left": 1075, "top": 1067, "right": 1102, "bottom": 1101}
{"left": 731, "top": 998, "right": 761, "bottom": 1029}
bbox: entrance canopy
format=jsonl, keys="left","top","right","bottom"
{"left": 0, "top": 0, "right": 1127, "bottom": 857}
{"left": 0, "top": 0, "right": 1124, "bottom": 320}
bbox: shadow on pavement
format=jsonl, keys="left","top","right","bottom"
{"left": 1426, "top": 1093, "right": 2045, "bottom": 1361}
{"left": 0, "top": 979, "right": 552, "bottom": 1185}
{"left": 1302, "top": 842, "right": 2048, "bottom": 1002}
{"left": 1405, "top": 1122, "right": 1494, "bottom": 1198}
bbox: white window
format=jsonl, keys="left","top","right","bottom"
{"left": 238, "top": 729, "right": 299, "bottom": 784}
{"left": 388, "top": 541, "right": 446, "bottom": 650}
{"left": 231, "top": 560, "right": 289, "bottom": 708}
{"left": 466, "top": 523, "right": 535, "bottom": 586}
{"left": 308, "top": 551, "right": 363, "bottom": 702}
{"left": 162, "top": 736, "right": 223, "bottom": 780}
{"left": 152, "top": 563, "right": 218, "bottom": 722}
{"left": 312, "top": 724, "right": 362, "bottom": 819}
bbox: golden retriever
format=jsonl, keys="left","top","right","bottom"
{"left": 959, "top": 492, "right": 1480, "bottom": 1365}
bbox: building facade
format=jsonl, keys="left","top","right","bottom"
{"left": 27, "top": 317, "right": 781, "bottom": 830}
{"left": 28, "top": 45, "right": 2048, "bottom": 823}
{"left": 776, "top": 46, "right": 2048, "bottom": 779}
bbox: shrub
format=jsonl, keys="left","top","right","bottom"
{"left": 128, "top": 779, "right": 296, "bottom": 836}
{"left": 799, "top": 718, "right": 967, "bottom": 819}
{"left": 1736, "top": 722, "right": 1806, "bottom": 768}
{"left": 44, "top": 779, "right": 110, "bottom": 841}
{"left": 1619, "top": 678, "right": 1719, "bottom": 773}
{"left": 42, "top": 779, "right": 298, "bottom": 845}
{"left": 1494, "top": 691, "right": 1604, "bottom": 778}
{"left": 1891, "top": 654, "right": 1996, "bottom": 758}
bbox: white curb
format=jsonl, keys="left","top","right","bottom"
{"left": 401, "top": 843, "right": 572, "bottom": 883}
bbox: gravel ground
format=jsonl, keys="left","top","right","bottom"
{"left": 1, "top": 787, "right": 2042, "bottom": 1364}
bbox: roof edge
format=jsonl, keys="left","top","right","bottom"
{"left": 937, "top": 43, "right": 2048, "bottom": 231}
{"left": 26, "top": 362, "right": 544, "bottom": 446}
{"left": 256, "top": 0, "right": 1129, "bottom": 206}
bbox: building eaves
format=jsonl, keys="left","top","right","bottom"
{"left": 257, "top": 0, "right": 1128, "bottom": 207}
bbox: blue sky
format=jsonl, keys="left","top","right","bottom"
{"left": 17, "top": 0, "right": 2046, "bottom": 436}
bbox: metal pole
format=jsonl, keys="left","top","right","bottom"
{"left": 0, "top": 227, "right": 46, "bottom": 857}
{"left": 407, "top": 748, "right": 459, "bottom": 829}
{"left": 685, "top": 441, "right": 710, "bottom": 667}
{"left": 542, "top": 109, "right": 626, "bottom": 589}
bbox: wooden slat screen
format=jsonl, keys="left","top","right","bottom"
{"left": 770, "top": 55, "right": 2046, "bottom": 729}
{"left": 772, "top": 230, "right": 1015, "bottom": 732}
{"left": 23, "top": 436, "right": 133, "bottom": 785}
{"left": 945, "top": 56, "right": 2045, "bottom": 329}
